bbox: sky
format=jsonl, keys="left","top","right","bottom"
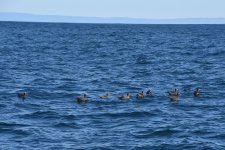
{"left": 1, "top": 0, "right": 225, "bottom": 19}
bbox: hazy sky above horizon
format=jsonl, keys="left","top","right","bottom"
{"left": 1, "top": 0, "right": 225, "bottom": 19}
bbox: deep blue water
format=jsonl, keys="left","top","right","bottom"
{"left": 1, "top": 22, "right": 225, "bottom": 149}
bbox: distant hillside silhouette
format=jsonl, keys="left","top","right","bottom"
{"left": 1, "top": 12, "right": 225, "bottom": 24}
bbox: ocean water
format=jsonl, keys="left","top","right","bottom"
{"left": 0, "top": 22, "right": 225, "bottom": 149}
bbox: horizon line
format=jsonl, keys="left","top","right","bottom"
{"left": 1, "top": 12, "right": 225, "bottom": 24}
{"left": 1, "top": 12, "right": 225, "bottom": 20}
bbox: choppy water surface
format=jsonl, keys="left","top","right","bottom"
{"left": 1, "top": 22, "right": 225, "bottom": 149}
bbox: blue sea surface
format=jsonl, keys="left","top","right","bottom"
{"left": 0, "top": 22, "right": 225, "bottom": 149}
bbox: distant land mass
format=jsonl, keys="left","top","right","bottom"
{"left": 1, "top": 12, "right": 225, "bottom": 24}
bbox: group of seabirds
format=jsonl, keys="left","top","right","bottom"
{"left": 17, "top": 88, "right": 201, "bottom": 103}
